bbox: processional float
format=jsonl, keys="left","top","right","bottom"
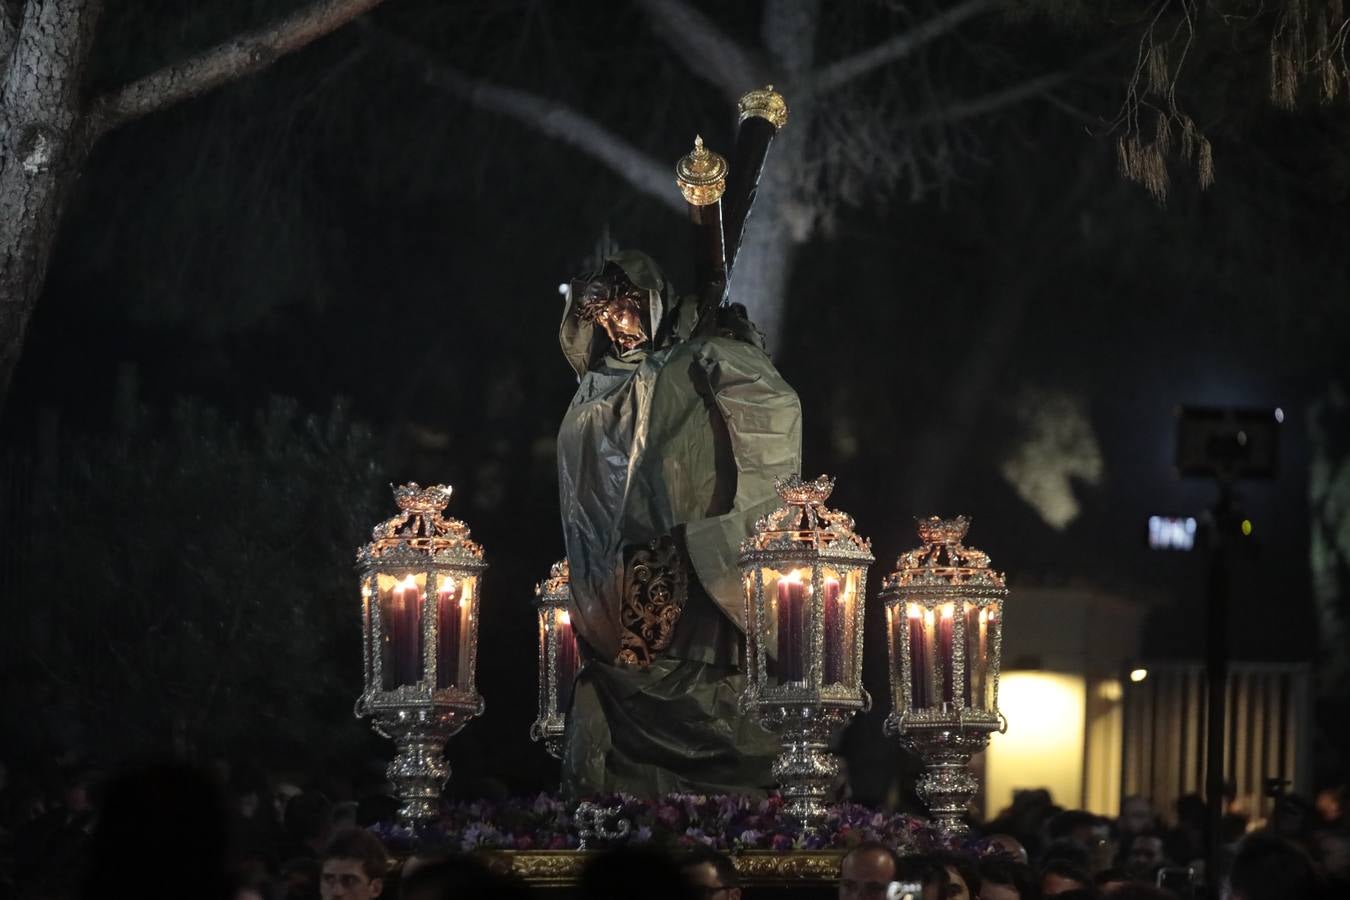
{"left": 354, "top": 85, "right": 1010, "bottom": 837}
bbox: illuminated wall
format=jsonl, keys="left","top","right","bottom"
{"left": 984, "top": 671, "right": 1088, "bottom": 819}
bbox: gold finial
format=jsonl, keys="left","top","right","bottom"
{"left": 675, "top": 134, "right": 728, "bottom": 206}
{"left": 738, "top": 84, "right": 788, "bottom": 130}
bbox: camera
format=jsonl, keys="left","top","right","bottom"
{"left": 886, "top": 881, "right": 924, "bottom": 900}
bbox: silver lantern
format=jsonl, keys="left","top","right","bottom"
{"left": 529, "top": 558, "right": 578, "bottom": 759}
{"left": 738, "top": 474, "right": 874, "bottom": 823}
{"left": 355, "top": 483, "right": 487, "bottom": 823}
{"left": 880, "top": 515, "right": 1007, "bottom": 835}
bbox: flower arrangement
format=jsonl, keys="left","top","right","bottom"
{"left": 369, "top": 793, "right": 988, "bottom": 857}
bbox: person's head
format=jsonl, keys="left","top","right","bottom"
{"left": 931, "top": 852, "right": 980, "bottom": 900}
{"left": 399, "top": 854, "right": 527, "bottom": 900}
{"left": 986, "top": 834, "right": 1030, "bottom": 866}
{"left": 977, "top": 858, "right": 1036, "bottom": 900}
{"left": 1092, "top": 867, "right": 1128, "bottom": 893}
{"left": 1314, "top": 784, "right": 1343, "bottom": 824}
{"left": 839, "top": 842, "right": 901, "bottom": 900}
{"left": 1118, "top": 797, "right": 1154, "bottom": 836}
{"left": 80, "top": 762, "right": 233, "bottom": 900}
{"left": 319, "top": 827, "right": 387, "bottom": 900}
{"left": 1226, "top": 832, "right": 1326, "bottom": 900}
{"left": 1041, "top": 860, "right": 1091, "bottom": 896}
{"left": 580, "top": 847, "right": 695, "bottom": 900}
{"left": 1049, "top": 811, "right": 1101, "bottom": 846}
{"left": 893, "top": 854, "right": 950, "bottom": 900}
{"left": 1041, "top": 839, "right": 1092, "bottom": 872}
{"left": 1271, "top": 793, "right": 1314, "bottom": 838}
{"left": 1124, "top": 833, "right": 1166, "bottom": 876}
{"left": 681, "top": 847, "right": 740, "bottom": 900}
{"left": 286, "top": 790, "right": 333, "bottom": 848}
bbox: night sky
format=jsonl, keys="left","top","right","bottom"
{"left": 2, "top": 0, "right": 1347, "bottom": 797}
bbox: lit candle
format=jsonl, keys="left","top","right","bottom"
{"left": 923, "top": 608, "right": 937, "bottom": 708}
{"left": 776, "top": 570, "right": 806, "bottom": 683}
{"left": 939, "top": 604, "right": 954, "bottom": 704}
{"left": 386, "top": 575, "right": 422, "bottom": 687}
{"left": 823, "top": 577, "right": 843, "bottom": 684}
{"left": 557, "top": 609, "right": 577, "bottom": 711}
{"left": 908, "top": 605, "right": 928, "bottom": 709}
{"left": 456, "top": 582, "right": 473, "bottom": 687}
{"left": 436, "top": 576, "right": 460, "bottom": 689}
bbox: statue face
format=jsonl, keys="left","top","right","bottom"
{"left": 578, "top": 278, "right": 649, "bottom": 352}
{"left": 598, "top": 294, "right": 648, "bottom": 351}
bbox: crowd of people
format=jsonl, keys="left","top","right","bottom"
{"left": 0, "top": 758, "right": 1346, "bottom": 899}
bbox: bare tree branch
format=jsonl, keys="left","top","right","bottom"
{"left": 805, "top": 0, "right": 995, "bottom": 96}
{"left": 915, "top": 71, "right": 1071, "bottom": 125}
{"left": 367, "top": 26, "right": 682, "bottom": 213}
{"left": 634, "top": 0, "right": 764, "bottom": 102}
{"left": 89, "top": 0, "right": 388, "bottom": 135}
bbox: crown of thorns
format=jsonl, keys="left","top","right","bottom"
{"left": 574, "top": 275, "right": 645, "bottom": 326}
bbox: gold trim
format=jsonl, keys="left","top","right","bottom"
{"left": 475, "top": 850, "right": 845, "bottom": 885}
{"left": 675, "top": 135, "right": 728, "bottom": 206}
{"left": 738, "top": 85, "right": 788, "bottom": 130}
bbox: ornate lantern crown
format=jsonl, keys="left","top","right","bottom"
{"left": 358, "top": 483, "right": 483, "bottom": 566}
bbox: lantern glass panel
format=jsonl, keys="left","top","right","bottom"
{"left": 361, "top": 575, "right": 376, "bottom": 686}
{"left": 765, "top": 566, "right": 811, "bottom": 685}
{"left": 435, "top": 575, "right": 477, "bottom": 690}
{"left": 378, "top": 572, "right": 426, "bottom": 689}
{"left": 819, "top": 566, "right": 857, "bottom": 687}
{"left": 962, "top": 601, "right": 996, "bottom": 712}
{"left": 553, "top": 607, "right": 578, "bottom": 711}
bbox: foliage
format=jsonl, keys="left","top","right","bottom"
{"left": 1024, "top": 0, "right": 1350, "bottom": 200}
{"left": 2, "top": 371, "right": 383, "bottom": 768}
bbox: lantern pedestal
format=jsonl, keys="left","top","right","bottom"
{"left": 359, "top": 696, "right": 484, "bottom": 822}
{"left": 762, "top": 705, "right": 857, "bottom": 822}
{"left": 889, "top": 727, "right": 989, "bottom": 836}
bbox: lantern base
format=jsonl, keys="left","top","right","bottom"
{"left": 388, "top": 731, "right": 451, "bottom": 823}
{"left": 761, "top": 704, "right": 854, "bottom": 824}
{"left": 899, "top": 728, "right": 990, "bottom": 836}
{"left": 359, "top": 695, "right": 484, "bottom": 825}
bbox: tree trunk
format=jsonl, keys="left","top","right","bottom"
{"left": 728, "top": 0, "right": 819, "bottom": 352}
{"left": 0, "top": 0, "right": 101, "bottom": 401}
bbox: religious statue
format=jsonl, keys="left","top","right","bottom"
{"left": 555, "top": 87, "right": 801, "bottom": 797}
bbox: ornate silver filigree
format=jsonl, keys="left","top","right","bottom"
{"left": 738, "top": 474, "right": 874, "bottom": 824}
{"left": 354, "top": 483, "right": 488, "bottom": 823}
{"left": 530, "top": 558, "right": 572, "bottom": 759}
{"left": 880, "top": 516, "right": 1009, "bottom": 835}
{"left": 575, "top": 801, "right": 633, "bottom": 849}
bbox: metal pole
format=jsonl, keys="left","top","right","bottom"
{"left": 1205, "top": 482, "right": 1233, "bottom": 887}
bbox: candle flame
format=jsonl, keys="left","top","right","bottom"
{"left": 941, "top": 603, "right": 954, "bottom": 619}
{"left": 559, "top": 609, "right": 571, "bottom": 625}
{"left": 907, "top": 603, "right": 922, "bottom": 619}
{"left": 438, "top": 576, "right": 457, "bottom": 593}
{"left": 924, "top": 609, "right": 935, "bottom": 626}
{"left": 978, "top": 608, "right": 988, "bottom": 625}
{"left": 398, "top": 574, "right": 418, "bottom": 591}
{"left": 781, "top": 569, "right": 804, "bottom": 584}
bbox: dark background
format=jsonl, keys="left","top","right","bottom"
{"left": 1, "top": 0, "right": 1346, "bottom": 803}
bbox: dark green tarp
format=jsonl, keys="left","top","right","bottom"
{"left": 556, "top": 251, "right": 802, "bottom": 797}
